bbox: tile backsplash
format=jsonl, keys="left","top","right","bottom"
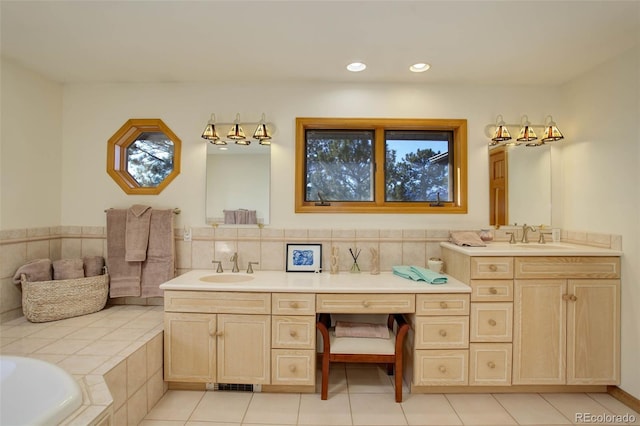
{"left": 0, "top": 225, "right": 622, "bottom": 322}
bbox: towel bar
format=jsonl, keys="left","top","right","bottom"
{"left": 104, "top": 208, "right": 180, "bottom": 214}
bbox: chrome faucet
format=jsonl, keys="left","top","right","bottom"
{"left": 521, "top": 224, "right": 537, "bottom": 243}
{"left": 230, "top": 252, "right": 240, "bottom": 273}
{"left": 212, "top": 260, "right": 223, "bottom": 273}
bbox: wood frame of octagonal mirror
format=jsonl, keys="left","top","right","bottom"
{"left": 107, "top": 118, "right": 182, "bottom": 195}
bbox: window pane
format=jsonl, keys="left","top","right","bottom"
{"left": 305, "top": 130, "right": 374, "bottom": 202}
{"left": 126, "top": 132, "right": 175, "bottom": 187}
{"left": 385, "top": 130, "right": 452, "bottom": 202}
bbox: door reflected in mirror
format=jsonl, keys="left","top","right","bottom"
{"left": 206, "top": 143, "right": 270, "bottom": 226}
{"left": 489, "top": 145, "right": 551, "bottom": 227}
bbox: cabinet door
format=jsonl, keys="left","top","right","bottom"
{"left": 164, "top": 312, "right": 216, "bottom": 382}
{"left": 217, "top": 314, "right": 271, "bottom": 384}
{"left": 513, "top": 279, "right": 566, "bottom": 384}
{"left": 567, "top": 279, "right": 620, "bottom": 384}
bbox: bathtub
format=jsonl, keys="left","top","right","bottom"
{"left": 0, "top": 355, "right": 83, "bottom": 425}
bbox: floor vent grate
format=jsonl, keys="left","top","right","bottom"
{"left": 213, "top": 383, "right": 254, "bottom": 392}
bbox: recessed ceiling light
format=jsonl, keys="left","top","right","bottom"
{"left": 219, "top": 146, "right": 228, "bottom": 151}
{"left": 409, "top": 63, "right": 431, "bottom": 73}
{"left": 346, "top": 62, "right": 367, "bottom": 72}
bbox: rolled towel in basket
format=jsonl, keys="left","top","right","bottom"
{"left": 12, "top": 259, "right": 52, "bottom": 284}
{"left": 53, "top": 258, "right": 85, "bottom": 280}
{"left": 83, "top": 256, "right": 105, "bottom": 277}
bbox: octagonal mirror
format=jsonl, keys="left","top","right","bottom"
{"left": 107, "top": 118, "right": 181, "bottom": 194}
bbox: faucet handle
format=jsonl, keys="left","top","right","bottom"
{"left": 247, "top": 261, "right": 259, "bottom": 274}
{"left": 538, "top": 231, "right": 552, "bottom": 244}
{"left": 212, "top": 260, "right": 223, "bottom": 273}
{"left": 506, "top": 232, "right": 516, "bottom": 244}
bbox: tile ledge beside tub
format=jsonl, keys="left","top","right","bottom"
{"left": 0, "top": 305, "right": 165, "bottom": 426}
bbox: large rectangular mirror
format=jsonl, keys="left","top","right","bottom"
{"left": 489, "top": 145, "right": 551, "bottom": 227}
{"left": 206, "top": 143, "right": 270, "bottom": 225}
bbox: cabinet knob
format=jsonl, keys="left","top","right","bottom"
{"left": 289, "top": 329, "right": 298, "bottom": 338}
{"left": 289, "top": 301, "right": 299, "bottom": 309}
{"left": 562, "top": 294, "right": 571, "bottom": 301}
{"left": 489, "top": 287, "right": 498, "bottom": 295}
{"left": 439, "top": 301, "right": 448, "bottom": 309}
{"left": 439, "top": 329, "right": 447, "bottom": 337}
{"left": 439, "top": 365, "right": 447, "bottom": 373}
{"left": 570, "top": 294, "right": 578, "bottom": 302}
{"left": 288, "top": 364, "right": 297, "bottom": 373}
{"left": 489, "top": 264, "right": 498, "bottom": 272}
{"left": 362, "top": 301, "right": 370, "bottom": 308}
{"left": 488, "top": 319, "right": 497, "bottom": 327}
{"left": 215, "top": 331, "right": 224, "bottom": 337}
{"left": 487, "top": 361, "right": 496, "bottom": 369}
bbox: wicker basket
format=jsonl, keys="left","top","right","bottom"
{"left": 20, "top": 273, "right": 109, "bottom": 323}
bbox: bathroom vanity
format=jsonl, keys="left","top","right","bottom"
{"left": 160, "top": 240, "right": 622, "bottom": 395}
{"left": 441, "top": 241, "right": 621, "bottom": 390}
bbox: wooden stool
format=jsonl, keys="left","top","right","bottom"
{"left": 316, "top": 313, "right": 410, "bottom": 402}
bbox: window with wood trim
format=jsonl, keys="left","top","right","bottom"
{"left": 295, "top": 117, "right": 467, "bottom": 213}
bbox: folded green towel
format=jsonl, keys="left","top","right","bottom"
{"left": 392, "top": 265, "right": 448, "bottom": 284}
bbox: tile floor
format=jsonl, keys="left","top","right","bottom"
{"left": 142, "top": 363, "right": 640, "bottom": 426}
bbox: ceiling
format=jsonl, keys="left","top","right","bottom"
{"left": 1, "top": 1, "right": 639, "bottom": 86}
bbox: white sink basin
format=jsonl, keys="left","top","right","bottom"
{"left": 199, "top": 274, "right": 255, "bottom": 283}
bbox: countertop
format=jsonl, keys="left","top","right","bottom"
{"left": 159, "top": 270, "right": 470, "bottom": 293}
{"left": 440, "top": 241, "right": 622, "bottom": 257}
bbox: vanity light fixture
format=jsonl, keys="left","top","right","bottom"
{"left": 201, "top": 114, "right": 226, "bottom": 145}
{"left": 201, "top": 113, "right": 274, "bottom": 146}
{"left": 490, "top": 114, "right": 512, "bottom": 145}
{"left": 252, "top": 113, "right": 272, "bottom": 145}
{"left": 541, "top": 115, "right": 564, "bottom": 142}
{"left": 227, "top": 113, "right": 247, "bottom": 142}
{"left": 488, "top": 114, "right": 564, "bottom": 147}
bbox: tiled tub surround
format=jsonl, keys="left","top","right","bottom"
{"left": 0, "top": 226, "right": 623, "bottom": 322}
{"left": 0, "top": 305, "right": 165, "bottom": 425}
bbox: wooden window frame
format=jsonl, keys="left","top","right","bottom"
{"left": 106, "top": 118, "right": 181, "bottom": 195}
{"left": 295, "top": 117, "right": 467, "bottom": 214}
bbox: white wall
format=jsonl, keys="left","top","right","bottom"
{"left": 60, "top": 82, "right": 561, "bottom": 230}
{"left": 0, "top": 57, "right": 63, "bottom": 228}
{"left": 560, "top": 46, "right": 640, "bottom": 399}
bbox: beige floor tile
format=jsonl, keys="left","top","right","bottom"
{"left": 242, "top": 393, "right": 300, "bottom": 425}
{"left": 29, "top": 325, "right": 77, "bottom": 339}
{"left": 189, "top": 391, "right": 252, "bottom": 423}
{"left": 186, "top": 422, "right": 240, "bottom": 426}
{"left": 349, "top": 393, "right": 407, "bottom": 425}
{"left": 76, "top": 339, "right": 131, "bottom": 356}
{"left": 494, "top": 393, "right": 571, "bottom": 425}
{"left": 445, "top": 394, "right": 516, "bottom": 425}
{"left": 145, "top": 390, "right": 205, "bottom": 421}
{"left": 65, "top": 326, "right": 114, "bottom": 340}
{"left": 85, "top": 317, "right": 130, "bottom": 328}
{"left": 401, "top": 394, "right": 462, "bottom": 425}
{"left": 298, "top": 393, "right": 352, "bottom": 425}
{"left": 542, "top": 393, "right": 615, "bottom": 423}
{"left": 101, "top": 327, "right": 148, "bottom": 341}
{"left": 139, "top": 421, "right": 186, "bottom": 426}
{"left": 316, "top": 364, "right": 349, "bottom": 396}
{"left": 1, "top": 337, "right": 55, "bottom": 354}
{"left": 587, "top": 393, "right": 640, "bottom": 424}
{"left": 346, "top": 365, "right": 394, "bottom": 394}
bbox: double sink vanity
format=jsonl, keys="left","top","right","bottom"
{"left": 160, "top": 240, "right": 621, "bottom": 395}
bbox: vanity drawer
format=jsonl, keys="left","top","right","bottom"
{"left": 316, "top": 293, "right": 415, "bottom": 313}
{"left": 414, "top": 316, "right": 469, "bottom": 349}
{"left": 469, "top": 280, "right": 513, "bottom": 302}
{"left": 471, "top": 257, "right": 514, "bottom": 279}
{"left": 272, "top": 316, "right": 315, "bottom": 349}
{"left": 470, "top": 303, "right": 513, "bottom": 342}
{"left": 164, "top": 291, "right": 271, "bottom": 314}
{"left": 414, "top": 349, "right": 469, "bottom": 386}
{"left": 515, "top": 257, "right": 621, "bottom": 279}
{"left": 272, "top": 293, "right": 315, "bottom": 315}
{"left": 416, "top": 294, "right": 470, "bottom": 316}
{"left": 469, "top": 343, "right": 512, "bottom": 386}
{"left": 271, "top": 349, "right": 315, "bottom": 385}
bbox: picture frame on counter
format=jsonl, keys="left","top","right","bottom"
{"left": 286, "top": 243, "right": 322, "bottom": 272}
